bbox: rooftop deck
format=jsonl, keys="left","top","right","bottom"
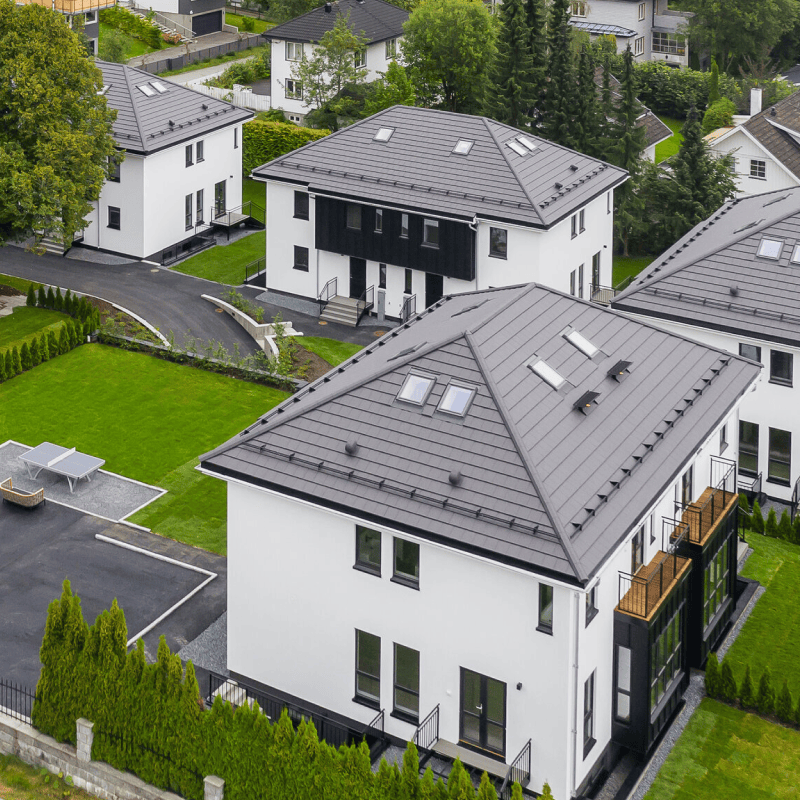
{"left": 617, "top": 549, "right": 692, "bottom": 621}
{"left": 17, "top": 0, "right": 115, "bottom": 12}
{"left": 678, "top": 485, "right": 738, "bottom": 547}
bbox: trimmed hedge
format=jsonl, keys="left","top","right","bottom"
{"left": 33, "top": 583, "right": 516, "bottom": 800}
{"left": 99, "top": 6, "right": 162, "bottom": 49}
{"left": 741, "top": 494, "right": 800, "bottom": 543}
{"left": 242, "top": 120, "right": 330, "bottom": 175}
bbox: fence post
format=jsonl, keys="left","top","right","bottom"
{"left": 76, "top": 719, "right": 94, "bottom": 763}
{"left": 204, "top": 775, "right": 225, "bottom": 800}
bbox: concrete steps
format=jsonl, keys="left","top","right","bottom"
{"left": 37, "top": 232, "right": 67, "bottom": 256}
{"left": 320, "top": 296, "right": 359, "bottom": 327}
{"left": 121, "top": 1, "right": 192, "bottom": 42}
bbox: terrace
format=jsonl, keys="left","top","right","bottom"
{"left": 17, "top": 0, "right": 115, "bottom": 13}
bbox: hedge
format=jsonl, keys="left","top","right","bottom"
{"left": 242, "top": 120, "right": 330, "bottom": 175}
{"left": 739, "top": 494, "right": 800, "bottom": 544}
{"left": 99, "top": 6, "right": 162, "bottom": 49}
{"left": 32, "top": 582, "right": 519, "bottom": 800}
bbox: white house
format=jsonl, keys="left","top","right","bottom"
{"left": 78, "top": 61, "right": 253, "bottom": 264}
{"left": 569, "top": 0, "right": 692, "bottom": 68}
{"left": 200, "top": 283, "right": 759, "bottom": 800}
{"left": 264, "top": 0, "right": 408, "bottom": 123}
{"left": 250, "top": 105, "right": 628, "bottom": 325}
{"left": 705, "top": 89, "right": 800, "bottom": 197}
{"left": 613, "top": 188, "right": 800, "bottom": 507}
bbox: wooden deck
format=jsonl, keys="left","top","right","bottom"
{"left": 18, "top": 0, "right": 115, "bottom": 11}
{"left": 680, "top": 486, "right": 738, "bottom": 547}
{"left": 617, "top": 551, "right": 692, "bottom": 621}
{"left": 433, "top": 740, "right": 508, "bottom": 780}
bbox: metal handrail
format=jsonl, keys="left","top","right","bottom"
{"left": 412, "top": 704, "right": 439, "bottom": 752}
{"left": 792, "top": 476, "right": 800, "bottom": 522}
{"left": 401, "top": 293, "right": 416, "bottom": 323}
{"left": 318, "top": 277, "right": 337, "bottom": 305}
{"left": 361, "top": 708, "right": 384, "bottom": 738}
{"left": 675, "top": 460, "right": 737, "bottom": 545}
{"left": 127, "top": 1, "right": 194, "bottom": 39}
{"left": 589, "top": 284, "right": 617, "bottom": 305}
{"left": 244, "top": 256, "right": 267, "bottom": 286}
{"left": 211, "top": 201, "right": 265, "bottom": 224}
{"left": 499, "top": 738, "right": 531, "bottom": 799}
{"left": 738, "top": 471, "right": 762, "bottom": 502}
{"left": 356, "top": 285, "right": 374, "bottom": 326}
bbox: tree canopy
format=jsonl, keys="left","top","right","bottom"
{"left": 0, "top": 0, "right": 118, "bottom": 246}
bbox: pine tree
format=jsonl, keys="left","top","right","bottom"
{"left": 524, "top": 0, "right": 547, "bottom": 132}
{"left": 46, "top": 286, "right": 55, "bottom": 308}
{"left": 574, "top": 47, "right": 604, "bottom": 157}
{"left": 37, "top": 284, "right": 46, "bottom": 308}
{"left": 708, "top": 58, "right": 720, "bottom": 104}
{"left": 58, "top": 326, "right": 69, "bottom": 355}
{"left": 26, "top": 283, "right": 36, "bottom": 307}
{"left": 777, "top": 679, "right": 793, "bottom": 722}
{"left": 491, "top": 0, "right": 537, "bottom": 128}
{"left": 477, "top": 772, "right": 497, "bottom": 800}
{"left": 510, "top": 783, "right": 524, "bottom": 800}
{"left": 19, "top": 341, "right": 31, "bottom": 371}
{"left": 12, "top": 346, "right": 22, "bottom": 375}
{"left": 719, "top": 657, "right": 738, "bottom": 703}
{"left": 64, "top": 289, "right": 73, "bottom": 316}
{"left": 55, "top": 287, "right": 63, "bottom": 312}
{"left": 756, "top": 667, "right": 775, "bottom": 715}
{"left": 30, "top": 336, "right": 42, "bottom": 367}
{"left": 4, "top": 349, "right": 12, "bottom": 378}
{"left": 539, "top": 782, "right": 555, "bottom": 800}
{"left": 542, "top": 0, "right": 579, "bottom": 149}
{"left": 751, "top": 500, "right": 765, "bottom": 534}
{"left": 420, "top": 768, "right": 437, "bottom": 800}
{"left": 779, "top": 510, "right": 793, "bottom": 541}
{"left": 0, "top": 350, "right": 6, "bottom": 382}
{"left": 766, "top": 508, "right": 779, "bottom": 537}
{"left": 739, "top": 664, "right": 756, "bottom": 709}
{"left": 48, "top": 330, "right": 58, "bottom": 359}
{"left": 705, "top": 652, "right": 720, "bottom": 698}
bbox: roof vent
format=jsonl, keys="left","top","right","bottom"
{"left": 202, "top": 103, "right": 208, "bottom": 110}
{"left": 574, "top": 391, "right": 600, "bottom": 415}
{"left": 570, "top": 164, "right": 578, "bottom": 172}
{"left": 168, "top": 119, "right": 175, "bottom": 127}
{"left": 554, "top": 182, "right": 563, "bottom": 190}
{"left": 771, "top": 106, "right": 777, "bottom": 116}
{"left": 324, "top": 2, "right": 332, "bottom": 10}
{"left": 607, "top": 360, "right": 632, "bottom": 382}
{"left": 449, "top": 469, "right": 463, "bottom": 486}
{"left": 345, "top": 436, "right": 359, "bottom": 456}
{"left": 729, "top": 284, "right": 739, "bottom": 296}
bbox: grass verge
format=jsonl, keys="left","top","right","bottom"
{"left": 171, "top": 230, "right": 265, "bottom": 286}
{"left": 243, "top": 178, "right": 266, "bottom": 221}
{"left": 0, "top": 273, "right": 40, "bottom": 294}
{"left": 0, "top": 753, "right": 92, "bottom": 800}
{"left": 0, "top": 344, "right": 288, "bottom": 554}
{"left": 158, "top": 45, "right": 269, "bottom": 76}
{"left": 644, "top": 698, "right": 800, "bottom": 799}
{"left": 0, "top": 306, "right": 72, "bottom": 352}
{"left": 655, "top": 116, "right": 685, "bottom": 164}
{"left": 225, "top": 12, "right": 274, "bottom": 33}
{"left": 613, "top": 255, "right": 653, "bottom": 287}
{"left": 99, "top": 23, "right": 163, "bottom": 59}
{"left": 298, "top": 336, "right": 363, "bottom": 367}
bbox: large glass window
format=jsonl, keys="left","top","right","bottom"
{"left": 404, "top": 268, "right": 412, "bottom": 294}
{"left": 185, "top": 193, "right": 193, "bottom": 230}
{"left": 583, "top": 672, "right": 595, "bottom": 753}
{"left": 293, "top": 245, "right": 309, "bottom": 272}
{"left": 616, "top": 646, "right": 631, "bottom": 722}
{"left": 294, "top": 191, "right": 309, "bottom": 220}
{"left": 196, "top": 140, "right": 204, "bottom": 162}
{"left": 489, "top": 227, "right": 507, "bottom": 258}
{"left": 355, "top": 630, "right": 380, "bottom": 706}
{"left": 393, "top": 537, "right": 419, "bottom": 586}
{"left": 423, "top": 218, "right": 439, "bottom": 247}
{"left": 355, "top": 526, "right": 381, "bottom": 575}
{"left": 681, "top": 465, "right": 693, "bottom": 507}
{"left": 739, "top": 343, "right": 761, "bottom": 363}
{"left": 196, "top": 189, "right": 204, "bottom": 224}
{"left": 703, "top": 538, "right": 729, "bottom": 628}
{"left": 739, "top": 421, "right": 759, "bottom": 476}
{"left": 185, "top": 144, "right": 193, "bottom": 167}
{"left": 393, "top": 644, "right": 420, "bottom": 720}
{"left": 346, "top": 203, "right": 361, "bottom": 230}
{"left": 538, "top": 583, "right": 553, "bottom": 633}
{"left": 652, "top": 31, "right": 685, "bottom": 55}
{"left": 770, "top": 350, "right": 793, "bottom": 386}
{"left": 650, "top": 608, "right": 683, "bottom": 710}
{"left": 768, "top": 428, "right": 792, "bottom": 484}
{"left": 631, "top": 525, "right": 644, "bottom": 573}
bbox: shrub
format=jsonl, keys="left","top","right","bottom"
{"left": 779, "top": 510, "right": 793, "bottom": 541}
{"left": 242, "top": 120, "right": 330, "bottom": 175}
{"left": 777, "top": 679, "right": 793, "bottom": 723}
{"left": 702, "top": 97, "right": 736, "bottom": 134}
{"left": 766, "top": 508, "right": 779, "bottom": 537}
{"left": 751, "top": 500, "right": 765, "bottom": 534}
{"left": 239, "top": 15, "right": 256, "bottom": 32}
{"left": 47, "top": 330, "right": 58, "bottom": 359}
{"left": 757, "top": 667, "right": 775, "bottom": 716}
{"left": 11, "top": 346, "right": 21, "bottom": 375}
{"left": 0, "top": 351, "right": 6, "bottom": 382}
{"left": 58, "top": 327, "right": 69, "bottom": 356}
{"left": 99, "top": 6, "right": 161, "bottom": 49}
{"left": 37, "top": 285, "right": 46, "bottom": 308}
{"left": 40, "top": 334, "right": 50, "bottom": 362}
{"left": 30, "top": 337, "right": 42, "bottom": 368}
{"left": 46, "top": 286, "right": 55, "bottom": 309}
{"left": 738, "top": 493, "right": 751, "bottom": 515}
{"left": 739, "top": 664, "right": 755, "bottom": 709}
{"left": 4, "top": 350, "right": 12, "bottom": 378}
{"left": 26, "top": 284, "right": 36, "bottom": 307}
{"left": 162, "top": 31, "right": 182, "bottom": 45}
{"left": 54, "top": 287, "right": 63, "bottom": 312}
{"left": 719, "top": 658, "right": 738, "bottom": 703}
{"left": 64, "top": 289, "right": 73, "bottom": 316}
{"left": 539, "top": 783, "right": 555, "bottom": 800}
{"left": 705, "top": 652, "right": 720, "bottom": 698}
{"left": 19, "top": 342, "right": 31, "bottom": 371}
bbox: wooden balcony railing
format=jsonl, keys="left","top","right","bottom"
{"left": 18, "top": 0, "right": 116, "bottom": 13}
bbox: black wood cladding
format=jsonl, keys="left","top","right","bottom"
{"left": 315, "top": 196, "right": 476, "bottom": 281}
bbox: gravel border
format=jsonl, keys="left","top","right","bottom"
{"left": 177, "top": 611, "right": 228, "bottom": 675}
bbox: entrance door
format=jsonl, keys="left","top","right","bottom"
{"left": 214, "top": 180, "right": 226, "bottom": 218}
{"left": 349, "top": 257, "right": 367, "bottom": 299}
{"left": 460, "top": 668, "right": 506, "bottom": 757}
{"left": 192, "top": 10, "right": 223, "bottom": 36}
{"left": 425, "top": 273, "right": 443, "bottom": 308}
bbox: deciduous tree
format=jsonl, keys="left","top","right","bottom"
{"left": 363, "top": 61, "right": 416, "bottom": 116}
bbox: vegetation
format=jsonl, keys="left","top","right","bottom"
{"left": 702, "top": 98, "right": 737, "bottom": 134}
{"left": 654, "top": 116, "right": 685, "bottom": 164}
{"left": 205, "top": 49, "right": 270, "bottom": 89}
{"left": 298, "top": 336, "right": 363, "bottom": 367}
{"left": 159, "top": 45, "right": 270, "bottom": 77}
{"left": 97, "top": 26, "right": 132, "bottom": 63}
{"left": 99, "top": 6, "right": 163, "bottom": 50}
{"left": 0, "top": 306, "right": 72, "bottom": 353}
{"left": 225, "top": 12, "right": 274, "bottom": 34}
{"left": 0, "top": 753, "right": 90, "bottom": 800}
{"left": 242, "top": 120, "right": 329, "bottom": 175}
{"left": 171, "top": 231, "right": 265, "bottom": 286}
{"left": 613, "top": 255, "right": 652, "bottom": 287}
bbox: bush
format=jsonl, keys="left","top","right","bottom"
{"left": 46, "top": 286, "right": 55, "bottom": 309}
{"left": 242, "top": 120, "right": 330, "bottom": 175}
{"left": 739, "top": 665, "right": 755, "bottom": 709}
{"left": 766, "top": 507, "right": 779, "bottom": 537}
{"left": 99, "top": 6, "right": 162, "bottom": 49}
{"left": 239, "top": 15, "right": 256, "bottom": 31}
{"left": 54, "top": 287, "right": 63, "bottom": 313}
{"left": 0, "top": 351, "right": 6, "bottom": 382}
{"left": 11, "top": 346, "right": 21, "bottom": 375}
{"left": 19, "top": 342, "right": 31, "bottom": 371}
{"left": 162, "top": 31, "right": 182, "bottom": 45}
{"left": 719, "top": 658, "right": 738, "bottom": 703}
{"left": 37, "top": 285, "right": 46, "bottom": 308}
{"left": 779, "top": 510, "right": 793, "bottom": 541}
{"left": 751, "top": 500, "right": 765, "bottom": 534}
{"left": 47, "top": 330, "right": 58, "bottom": 359}
{"left": 98, "top": 28, "right": 129, "bottom": 63}
{"left": 756, "top": 667, "right": 775, "bottom": 716}
{"left": 30, "top": 337, "right": 42, "bottom": 368}
{"left": 205, "top": 57, "right": 268, "bottom": 90}
{"left": 58, "top": 326, "right": 69, "bottom": 356}
{"left": 26, "top": 284, "right": 36, "bottom": 307}
{"left": 705, "top": 652, "right": 720, "bottom": 698}
{"left": 4, "top": 350, "right": 12, "bottom": 378}
{"left": 777, "top": 679, "right": 794, "bottom": 723}
{"left": 702, "top": 97, "right": 736, "bottom": 134}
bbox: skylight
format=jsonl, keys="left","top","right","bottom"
{"left": 137, "top": 83, "right": 156, "bottom": 97}
{"left": 758, "top": 238, "right": 783, "bottom": 259}
{"left": 97, "top": 85, "right": 110, "bottom": 96}
{"left": 516, "top": 135, "right": 537, "bottom": 152}
{"left": 452, "top": 139, "right": 474, "bottom": 155}
{"left": 374, "top": 127, "right": 394, "bottom": 142}
{"left": 530, "top": 360, "right": 565, "bottom": 390}
{"left": 397, "top": 372, "right": 435, "bottom": 405}
{"left": 565, "top": 330, "right": 599, "bottom": 358}
{"left": 507, "top": 140, "right": 527, "bottom": 156}
{"left": 151, "top": 80, "right": 169, "bottom": 94}
{"left": 438, "top": 383, "right": 476, "bottom": 416}
{"left": 792, "top": 244, "right": 800, "bottom": 264}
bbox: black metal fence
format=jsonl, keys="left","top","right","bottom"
{"left": 499, "top": 738, "right": 531, "bottom": 799}
{"left": 412, "top": 704, "right": 439, "bottom": 752}
{"left": 0, "top": 679, "right": 37, "bottom": 722}
{"left": 134, "top": 33, "right": 264, "bottom": 75}
{"left": 244, "top": 256, "right": 267, "bottom": 287}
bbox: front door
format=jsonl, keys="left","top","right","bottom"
{"left": 425, "top": 272, "right": 444, "bottom": 308}
{"left": 460, "top": 668, "right": 506, "bottom": 757}
{"left": 349, "top": 257, "right": 367, "bottom": 299}
{"left": 214, "top": 180, "right": 226, "bottom": 218}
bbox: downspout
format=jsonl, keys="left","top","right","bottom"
{"left": 570, "top": 590, "right": 580, "bottom": 797}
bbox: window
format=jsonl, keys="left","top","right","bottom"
{"left": 538, "top": 583, "right": 553, "bottom": 633}
{"left": 585, "top": 587, "right": 598, "bottom": 626}
{"left": 638, "top": 1, "right": 645, "bottom": 19}
{"left": 393, "top": 644, "right": 420, "bottom": 721}
{"left": 354, "top": 49, "right": 366, "bottom": 68}
{"left": 294, "top": 191, "right": 309, "bottom": 220}
{"left": 286, "top": 41, "right": 302, "bottom": 61}
{"left": 393, "top": 537, "right": 419, "bottom": 587}
{"left": 570, "top": 1, "right": 586, "bottom": 16}
{"left": 355, "top": 630, "right": 380, "bottom": 706}
{"left": 185, "top": 144, "right": 193, "bottom": 167}
{"left": 404, "top": 268, "right": 412, "bottom": 294}
{"left": 649, "top": 511, "right": 656, "bottom": 544}
{"left": 720, "top": 423, "right": 728, "bottom": 453}
{"left": 583, "top": 672, "right": 595, "bottom": 755}
{"left": 355, "top": 526, "right": 381, "bottom": 575}
{"left": 571, "top": 214, "right": 578, "bottom": 238}
{"left": 570, "top": 270, "right": 576, "bottom": 296}
{"left": 108, "top": 156, "right": 120, "bottom": 183}
{"left": 107, "top": 206, "right": 120, "bottom": 230}
{"left": 768, "top": 427, "right": 792, "bottom": 484}
{"left": 285, "top": 79, "right": 302, "bottom": 99}
{"left": 401, "top": 213, "right": 409, "bottom": 238}
{"left": 650, "top": 608, "right": 683, "bottom": 710}
{"left": 739, "top": 343, "right": 761, "bottom": 362}
{"left": 739, "top": 421, "right": 759, "bottom": 476}
{"left": 579, "top": 209, "right": 585, "bottom": 232}
{"left": 453, "top": 139, "right": 474, "bottom": 155}
{"left": 374, "top": 127, "right": 394, "bottom": 142}
{"left": 634, "top": 36, "right": 644, "bottom": 56}
{"left": 196, "top": 189, "right": 204, "bottom": 224}
{"left": 234, "top": 127, "right": 238, "bottom": 149}
{"left": 565, "top": 329, "right": 598, "bottom": 358}
{"left": 150, "top": 80, "right": 168, "bottom": 94}
{"left": 489, "top": 227, "right": 507, "bottom": 258}
{"left": 347, "top": 203, "right": 361, "bottom": 230}
{"left": 631, "top": 525, "right": 644, "bottom": 573}
{"left": 607, "top": 192, "right": 611, "bottom": 214}
{"left": 397, "top": 371, "right": 434, "bottom": 404}
{"left": 616, "top": 646, "right": 631, "bottom": 722}
{"left": 750, "top": 159, "right": 766, "bottom": 179}
{"left": 137, "top": 83, "right": 155, "bottom": 97}
{"left": 770, "top": 350, "right": 793, "bottom": 386}
{"left": 375, "top": 208, "right": 383, "bottom": 232}
{"left": 758, "top": 238, "right": 783, "bottom": 259}
{"left": 293, "top": 245, "right": 309, "bottom": 272}
{"left": 592, "top": 252, "right": 601, "bottom": 289}
{"left": 379, "top": 264, "right": 386, "bottom": 289}
{"left": 792, "top": 244, "right": 800, "bottom": 264}
{"left": 681, "top": 465, "right": 693, "bottom": 508}
{"left": 423, "top": 218, "right": 439, "bottom": 247}
{"left": 196, "top": 140, "right": 204, "bottom": 162}
{"left": 85, "top": 10, "right": 96, "bottom": 21}
{"left": 704, "top": 539, "right": 730, "bottom": 628}
{"left": 185, "top": 193, "right": 193, "bottom": 230}
{"left": 578, "top": 263, "right": 584, "bottom": 298}
{"left": 530, "top": 359, "right": 565, "bottom": 390}
{"left": 385, "top": 38, "right": 397, "bottom": 58}
{"left": 438, "top": 383, "right": 476, "bottom": 416}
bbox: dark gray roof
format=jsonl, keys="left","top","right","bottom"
{"left": 201, "top": 284, "right": 758, "bottom": 584}
{"left": 570, "top": 20, "right": 637, "bottom": 37}
{"left": 251, "top": 106, "right": 628, "bottom": 228}
{"left": 741, "top": 90, "right": 800, "bottom": 181}
{"left": 98, "top": 61, "right": 253, "bottom": 155}
{"left": 613, "top": 188, "right": 800, "bottom": 348}
{"left": 263, "top": 0, "right": 408, "bottom": 44}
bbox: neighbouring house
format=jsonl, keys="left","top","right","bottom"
{"left": 569, "top": 0, "right": 691, "bottom": 68}
{"left": 15, "top": 0, "right": 110, "bottom": 55}
{"left": 613, "top": 188, "right": 800, "bottom": 506}
{"left": 77, "top": 61, "right": 253, "bottom": 264}
{"left": 199, "top": 282, "right": 759, "bottom": 800}
{"left": 705, "top": 88, "right": 800, "bottom": 197}
{"left": 250, "top": 105, "right": 628, "bottom": 325}
{"left": 262, "top": 0, "right": 409, "bottom": 123}
{"left": 119, "top": 0, "right": 227, "bottom": 40}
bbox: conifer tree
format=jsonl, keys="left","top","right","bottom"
{"left": 777, "top": 679, "right": 793, "bottom": 722}
{"left": 491, "top": 0, "right": 537, "bottom": 128}
{"left": 401, "top": 742, "right": 421, "bottom": 800}
{"left": 708, "top": 58, "right": 720, "bottom": 104}
{"left": 64, "top": 289, "right": 73, "bottom": 315}
{"left": 524, "top": 0, "right": 547, "bottom": 132}
{"left": 739, "top": 664, "right": 756, "bottom": 709}
{"left": 756, "top": 667, "right": 775, "bottom": 715}
{"left": 58, "top": 326, "right": 69, "bottom": 355}
{"left": 433, "top": 776, "right": 450, "bottom": 800}
{"left": 37, "top": 284, "right": 46, "bottom": 307}
{"left": 0, "top": 350, "right": 5, "bottom": 382}
{"left": 48, "top": 330, "right": 58, "bottom": 359}
{"left": 19, "top": 341, "right": 31, "bottom": 371}
{"left": 720, "top": 658, "right": 738, "bottom": 703}
{"left": 510, "top": 783, "right": 525, "bottom": 800}
{"left": 420, "top": 767, "right": 437, "bottom": 800}
{"left": 539, "top": 782, "right": 555, "bottom": 800}
{"left": 26, "top": 283, "right": 36, "bottom": 307}
{"left": 30, "top": 336, "right": 42, "bottom": 367}
{"left": 12, "top": 345, "right": 21, "bottom": 375}
{"left": 766, "top": 507, "right": 779, "bottom": 537}
{"left": 779, "top": 510, "right": 793, "bottom": 541}
{"left": 4, "top": 349, "right": 12, "bottom": 378}
{"left": 477, "top": 772, "right": 497, "bottom": 800}
{"left": 542, "top": 0, "right": 579, "bottom": 148}
{"left": 46, "top": 286, "right": 55, "bottom": 308}
{"left": 751, "top": 500, "right": 765, "bottom": 534}
{"left": 574, "top": 47, "right": 604, "bottom": 157}
{"left": 55, "top": 287, "right": 63, "bottom": 312}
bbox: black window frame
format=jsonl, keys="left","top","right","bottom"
{"left": 355, "top": 525, "right": 381, "bottom": 576}
{"left": 571, "top": 214, "right": 577, "bottom": 239}
{"left": 392, "top": 537, "right": 420, "bottom": 588}
{"left": 354, "top": 629, "right": 381, "bottom": 709}
{"left": 185, "top": 143, "right": 193, "bottom": 167}
{"left": 585, "top": 586, "right": 598, "bottom": 627}
{"left": 293, "top": 245, "right": 309, "bottom": 272}
{"left": 631, "top": 525, "right": 644, "bottom": 573}
{"left": 615, "top": 645, "right": 632, "bottom": 723}
{"left": 750, "top": 159, "right": 766, "bottom": 179}
{"left": 185, "top": 193, "right": 193, "bottom": 231}
{"left": 570, "top": 270, "right": 576, "bottom": 296}
{"left": 768, "top": 427, "right": 792, "bottom": 486}
{"left": 422, "top": 218, "right": 439, "bottom": 248}
{"left": 375, "top": 208, "right": 383, "bottom": 233}
{"left": 583, "top": 671, "right": 596, "bottom": 757}
{"left": 379, "top": 263, "right": 387, "bottom": 290}
{"left": 196, "top": 139, "right": 204, "bottom": 162}
{"left": 400, "top": 213, "right": 409, "bottom": 238}
{"left": 650, "top": 606, "right": 683, "bottom": 711}
{"left": 739, "top": 420, "right": 759, "bottom": 476}
{"left": 719, "top": 423, "right": 728, "bottom": 453}
{"left": 294, "top": 190, "right": 309, "bottom": 220}
{"left": 108, "top": 156, "right": 120, "bottom": 183}
{"left": 234, "top": 127, "right": 238, "bottom": 148}
{"left": 196, "top": 188, "right": 204, "bottom": 224}
{"left": 770, "top": 349, "right": 793, "bottom": 387}
{"left": 578, "top": 263, "right": 584, "bottom": 299}
{"left": 489, "top": 227, "right": 507, "bottom": 259}
{"left": 107, "top": 206, "right": 120, "bottom": 230}
{"left": 537, "top": 583, "right": 553, "bottom": 634}
{"left": 404, "top": 268, "right": 412, "bottom": 295}
{"left": 392, "top": 643, "right": 420, "bottom": 723}
{"left": 739, "top": 343, "right": 761, "bottom": 363}
{"left": 703, "top": 540, "right": 729, "bottom": 630}
{"left": 346, "top": 203, "right": 361, "bottom": 231}
{"left": 579, "top": 208, "right": 585, "bottom": 233}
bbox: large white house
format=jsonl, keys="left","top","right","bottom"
{"left": 78, "top": 61, "right": 253, "bottom": 264}
{"left": 613, "top": 188, "right": 800, "bottom": 506}
{"left": 200, "top": 283, "right": 759, "bottom": 800}
{"left": 264, "top": 0, "right": 408, "bottom": 123}
{"left": 251, "top": 105, "right": 628, "bottom": 325}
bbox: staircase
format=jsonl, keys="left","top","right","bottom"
{"left": 320, "top": 296, "right": 359, "bottom": 327}
{"left": 36, "top": 232, "right": 67, "bottom": 256}
{"left": 121, "top": 1, "right": 192, "bottom": 42}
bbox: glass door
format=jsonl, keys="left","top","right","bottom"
{"left": 460, "top": 668, "right": 506, "bottom": 757}
{"left": 214, "top": 180, "right": 226, "bottom": 218}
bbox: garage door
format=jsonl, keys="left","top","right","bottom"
{"left": 192, "top": 10, "right": 222, "bottom": 36}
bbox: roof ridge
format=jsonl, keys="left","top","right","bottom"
{"left": 463, "top": 330, "right": 586, "bottom": 583}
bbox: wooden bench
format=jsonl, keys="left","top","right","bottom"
{"left": 0, "top": 478, "right": 45, "bottom": 509}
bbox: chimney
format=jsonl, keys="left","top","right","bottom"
{"left": 750, "top": 87, "right": 763, "bottom": 116}
{"left": 324, "top": 2, "right": 331, "bottom": 10}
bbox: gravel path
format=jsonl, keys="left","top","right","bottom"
{"left": 177, "top": 611, "right": 228, "bottom": 675}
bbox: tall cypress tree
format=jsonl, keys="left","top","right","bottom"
{"left": 524, "top": 0, "right": 547, "bottom": 131}
{"left": 574, "top": 46, "right": 604, "bottom": 157}
{"left": 491, "top": 0, "right": 537, "bottom": 128}
{"left": 542, "top": 0, "right": 579, "bottom": 148}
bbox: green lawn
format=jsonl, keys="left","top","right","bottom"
{"left": 298, "top": 336, "right": 363, "bottom": 366}
{"left": 645, "top": 699, "right": 800, "bottom": 799}
{"left": 655, "top": 116, "right": 685, "bottom": 164}
{"left": 243, "top": 178, "right": 266, "bottom": 223}
{"left": 159, "top": 45, "right": 270, "bottom": 77}
{"left": 0, "top": 273, "right": 40, "bottom": 295}
{"left": 0, "top": 344, "right": 288, "bottom": 554}
{"left": 0, "top": 306, "right": 72, "bottom": 352}
{"left": 225, "top": 12, "right": 274, "bottom": 34}
{"left": 99, "top": 23, "right": 163, "bottom": 59}
{"left": 613, "top": 255, "right": 653, "bottom": 287}
{"left": 171, "top": 230, "right": 265, "bottom": 285}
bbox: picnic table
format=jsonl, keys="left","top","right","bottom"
{"left": 20, "top": 442, "right": 105, "bottom": 493}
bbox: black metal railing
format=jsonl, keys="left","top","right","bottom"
{"left": 244, "top": 256, "right": 267, "bottom": 287}
{"left": 0, "top": 679, "right": 37, "bottom": 722}
{"left": 318, "top": 277, "right": 337, "bottom": 309}
{"left": 161, "top": 228, "right": 215, "bottom": 266}
{"left": 211, "top": 200, "right": 265, "bottom": 226}
{"left": 589, "top": 284, "right": 617, "bottom": 305}
{"left": 711, "top": 456, "right": 737, "bottom": 493}
{"left": 738, "top": 471, "right": 762, "bottom": 505}
{"left": 412, "top": 704, "right": 439, "bottom": 753}
{"left": 616, "top": 275, "right": 635, "bottom": 292}
{"left": 675, "top": 459, "right": 737, "bottom": 545}
{"left": 356, "top": 285, "right": 374, "bottom": 326}
{"left": 401, "top": 294, "right": 416, "bottom": 323}
{"left": 499, "top": 739, "right": 531, "bottom": 799}
{"left": 792, "top": 477, "right": 800, "bottom": 522}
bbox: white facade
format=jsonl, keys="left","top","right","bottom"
{"left": 263, "top": 181, "right": 615, "bottom": 317}
{"left": 81, "top": 123, "right": 245, "bottom": 261}
{"left": 220, "top": 404, "right": 743, "bottom": 800}
{"left": 270, "top": 36, "right": 401, "bottom": 121}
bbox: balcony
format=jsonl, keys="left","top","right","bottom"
{"left": 675, "top": 458, "right": 738, "bottom": 547}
